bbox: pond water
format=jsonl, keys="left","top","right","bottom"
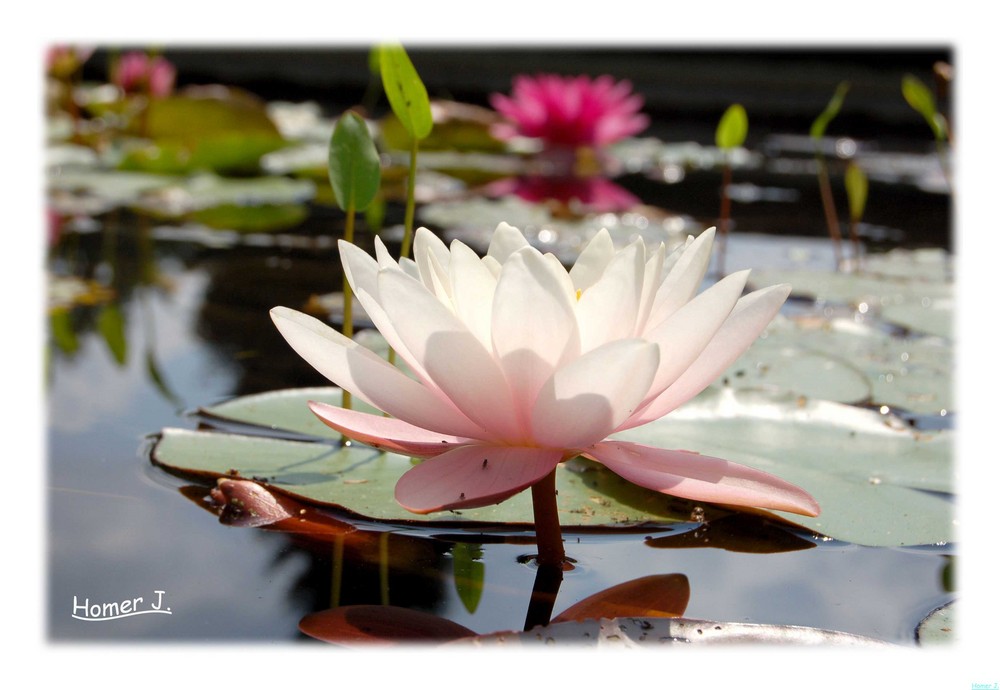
{"left": 45, "top": 48, "right": 956, "bottom": 650}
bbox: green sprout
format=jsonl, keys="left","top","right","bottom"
{"left": 810, "top": 81, "right": 850, "bottom": 268}
{"left": 378, "top": 44, "right": 433, "bottom": 261}
{"left": 902, "top": 73, "right": 952, "bottom": 193}
{"left": 714, "top": 103, "right": 747, "bottom": 276}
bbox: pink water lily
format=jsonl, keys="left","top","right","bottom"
{"left": 490, "top": 74, "right": 649, "bottom": 149}
{"left": 484, "top": 175, "right": 641, "bottom": 213}
{"left": 271, "top": 223, "right": 819, "bottom": 518}
{"left": 112, "top": 51, "right": 176, "bottom": 98}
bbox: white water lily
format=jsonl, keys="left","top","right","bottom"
{"left": 271, "top": 223, "right": 819, "bottom": 518}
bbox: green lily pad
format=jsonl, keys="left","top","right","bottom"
{"left": 619, "top": 387, "right": 954, "bottom": 547}
{"left": 157, "top": 386, "right": 699, "bottom": 527}
{"left": 721, "top": 315, "right": 953, "bottom": 415}
{"left": 132, "top": 172, "right": 316, "bottom": 217}
{"left": 188, "top": 203, "right": 310, "bottom": 232}
{"left": 48, "top": 169, "right": 180, "bottom": 207}
{"left": 916, "top": 601, "right": 955, "bottom": 645}
{"left": 152, "top": 426, "right": 693, "bottom": 527}
{"left": 153, "top": 383, "right": 953, "bottom": 546}
{"left": 379, "top": 100, "right": 505, "bottom": 153}
{"left": 748, "top": 250, "right": 953, "bottom": 339}
{"left": 114, "top": 88, "right": 288, "bottom": 175}
{"left": 453, "top": 616, "right": 891, "bottom": 647}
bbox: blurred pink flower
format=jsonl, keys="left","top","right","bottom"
{"left": 272, "top": 223, "right": 819, "bottom": 519}
{"left": 46, "top": 45, "right": 94, "bottom": 79}
{"left": 485, "top": 175, "right": 640, "bottom": 213}
{"left": 490, "top": 74, "right": 649, "bottom": 149}
{"left": 113, "top": 51, "right": 176, "bottom": 98}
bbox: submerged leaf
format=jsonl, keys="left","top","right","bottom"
{"left": 452, "top": 543, "right": 485, "bottom": 614}
{"left": 97, "top": 303, "right": 127, "bottom": 365}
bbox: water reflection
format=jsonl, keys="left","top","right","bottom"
{"left": 172, "top": 474, "right": 950, "bottom": 644}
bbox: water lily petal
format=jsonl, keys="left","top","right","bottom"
{"left": 575, "top": 238, "right": 645, "bottom": 352}
{"left": 645, "top": 228, "right": 716, "bottom": 329}
{"left": 622, "top": 283, "right": 792, "bottom": 428}
{"left": 640, "top": 269, "right": 749, "bottom": 401}
{"left": 449, "top": 239, "right": 498, "bottom": 349}
{"left": 492, "top": 247, "right": 581, "bottom": 420}
{"left": 634, "top": 242, "right": 666, "bottom": 335}
{"left": 414, "top": 227, "right": 453, "bottom": 298}
{"left": 481, "top": 254, "right": 502, "bottom": 278}
{"left": 569, "top": 228, "right": 614, "bottom": 292}
{"left": 339, "top": 240, "right": 434, "bottom": 385}
{"left": 377, "top": 269, "right": 524, "bottom": 442}
{"left": 373, "top": 236, "right": 402, "bottom": 271}
{"left": 487, "top": 222, "right": 530, "bottom": 264}
{"left": 394, "top": 445, "right": 563, "bottom": 514}
{"left": 587, "top": 440, "right": 820, "bottom": 517}
{"left": 399, "top": 257, "right": 420, "bottom": 280}
{"left": 531, "top": 339, "right": 659, "bottom": 449}
{"left": 307, "top": 401, "right": 472, "bottom": 456}
{"left": 270, "top": 307, "right": 485, "bottom": 438}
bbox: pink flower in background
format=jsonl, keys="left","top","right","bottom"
{"left": 484, "top": 176, "right": 641, "bottom": 213}
{"left": 490, "top": 74, "right": 650, "bottom": 149}
{"left": 46, "top": 45, "right": 94, "bottom": 79}
{"left": 112, "top": 52, "right": 176, "bottom": 98}
{"left": 271, "top": 223, "right": 819, "bottom": 518}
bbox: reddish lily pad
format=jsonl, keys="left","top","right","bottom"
{"left": 551, "top": 574, "right": 689, "bottom": 623}
{"left": 300, "top": 605, "right": 475, "bottom": 645}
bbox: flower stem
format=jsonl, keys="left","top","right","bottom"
{"left": 530, "top": 468, "right": 565, "bottom": 567}
{"left": 814, "top": 151, "right": 844, "bottom": 270}
{"left": 523, "top": 561, "right": 563, "bottom": 632}
{"left": 400, "top": 137, "right": 419, "bottom": 260}
{"left": 341, "top": 205, "right": 355, "bottom": 414}
{"left": 716, "top": 160, "right": 732, "bottom": 277}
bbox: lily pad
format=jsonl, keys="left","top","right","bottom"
{"left": 153, "top": 386, "right": 697, "bottom": 528}
{"left": 619, "top": 387, "right": 954, "bottom": 547}
{"left": 152, "top": 384, "right": 953, "bottom": 546}
{"left": 113, "top": 87, "right": 288, "bottom": 175}
{"left": 379, "top": 100, "right": 505, "bottom": 153}
{"left": 643, "top": 514, "right": 816, "bottom": 554}
{"left": 915, "top": 600, "right": 955, "bottom": 645}
{"left": 133, "top": 172, "right": 316, "bottom": 217}
{"left": 48, "top": 169, "right": 180, "bottom": 210}
{"left": 453, "top": 616, "right": 891, "bottom": 647}
{"left": 720, "top": 315, "right": 953, "bottom": 415}
{"left": 188, "top": 203, "right": 310, "bottom": 232}
{"left": 747, "top": 250, "right": 953, "bottom": 339}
